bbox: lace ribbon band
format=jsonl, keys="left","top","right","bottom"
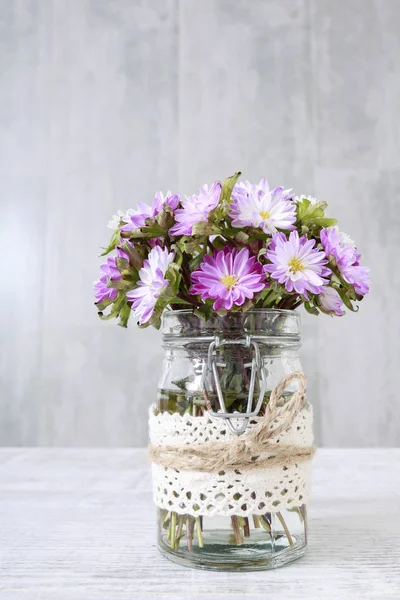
{"left": 149, "top": 373, "right": 315, "bottom": 472}
{"left": 149, "top": 373, "right": 315, "bottom": 517}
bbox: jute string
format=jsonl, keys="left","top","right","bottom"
{"left": 149, "top": 372, "right": 316, "bottom": 473}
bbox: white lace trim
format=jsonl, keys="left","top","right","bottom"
{"left": 149, "top": 404, "right": 313, "bottom": 517}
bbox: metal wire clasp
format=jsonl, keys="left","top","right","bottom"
{"left": 205, "top": 335, "right": 267, "bottom": 436}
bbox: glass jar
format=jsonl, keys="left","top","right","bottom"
{"left": 154, "top": 309, "right": 310, "bottom": 571}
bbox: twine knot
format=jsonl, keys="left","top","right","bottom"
{"left": 149, "top": 372, "right": 315, "bottom": 472}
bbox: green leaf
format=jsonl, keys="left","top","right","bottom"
{"left": 337, "top": 288, "right": 359, "bottom": 312}
{"left": 296, "top": 197, "right": 335, "bottom": 229}
{"left": 309, "top": 217, "right": 338, "bottom": 227}
{"left": 192, "top": 222, "right": 220, "bottom": 236}
{"left": 300, "top": 225, "right": 310, "bottom": 235}
{"left": 98, "top": 292, "right": 126, "bottom": 321}
{"left": 247, "top": 229, "right": 271, "bottom": 242}
{"left": 259, "top": 286, "right": 273, "bottom": 301}
{"left": 316, "top": 200, "right": 328, "bottom": 212}
{"left": 155, "top": 206, "right": 174, "bottom": 230}
{"left": 121, "top": 222, "right": 164, "bottom": 239}
{"left": 147, "top": 304, "right": 164, "bottom": 329}
{"left": 296, "top": 198, "right": 311, "bottom": 220}
{"left": 169, "top": 297, "right": 192, "bottom": 306}
{"left": 302, "top": 207, "right": 325, "bottom": 221}
{"left": 95, "top": 297, "right": 114, "bottom": 312}
{"left": 172, "top": 376, "right": 193, "bottom": 391}
{"left": 230, "top": 373, "right": 243, "bottom": 395}
{"left": 220, "top": 171, "right": 241, "bottom": 205}
{"left": 189, "top": 249, "right": 207, "bottom": 271}
{"left": 165, "top": 262, "right": 181, "bottom": 290}
{"left": 115, "top": 257, "right": 132, "bottom": 278}
{"left": 261, "top": 289, "right": 283, "bottom": 306}
{"left": 210, "top": 236, "right": 226, "bottom": 250}
{"left": 304, "top": 301, "right": 319, "bottom": 316}
{"left": 208, "top": 172, "right": 242, "bottom": 224}
{"left": 173, "top": 246, "right": 184, "bottom": 266}
{"left": 120, "top": 242, "right": 144, "bottom": 270}
{"left": 118, "top": 302, "right": 131, "bottom": 328}
{"left": 100, "top": 229, "right": 121, "bottom": 256}
{"left": 106, "top": 277, "right": 135, "bottom": 291}
{"left": 116, "top": 257, "right": 129, "bottom": 271}
{"left": 194, "top": 304, "right": 214, "bottom": 321}
{"left": 270, "top": 280, "right": 283, "bottom": 293}
{"left": 177, "top": 236, "right": 198, "bottom": 254}
{"left": 234, "top": 231, "right": 249, "bottom": 244}
{"left": 241, "top": 299, "right": 255, "bottom": 312}
{"left": 330, "top": 272, "right": 341, "bottom": 286}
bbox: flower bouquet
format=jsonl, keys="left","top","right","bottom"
{"left": 94, "top": 172, "right": 369, "bottom": 570}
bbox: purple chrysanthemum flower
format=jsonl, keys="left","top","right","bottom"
{"left": 94, "top": 257, "right": 122, "bottom": 303}
{"left": 320, "top": 227, "right": 370, "bottom": 296}
{"left": 170, "top": 182, "right": 222, "bottom": 236}
{"left": 126, "top": 246, "right": 175, "bottom": 324}
{"left": 319, "top": 286, "right": 344, "bottom": 316}
{"left": 115, "top": 245, "right": 130, "bottom": 260}
{"left": 190, "top": 247, "right": 266, "bottom": 311}
{"left": 229, "top": 178, "right": 296, "bottom": 235}
{"left": 265, "top": 231, "right": 331, "bottom": 297}
{"left": 94, "top": 279, "right": 118, "bottom": 303}
{"left": 320, "top": 227, "right": 355, "bottom": 270}
{"left": 341, "top": 263, "right": 370, "bottom": 296}
{"left": 120, "top": 191, "right": 179, "bottom": 232}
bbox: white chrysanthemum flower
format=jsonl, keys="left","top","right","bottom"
{"left": 107, "top": 209, "right": 131, "bottom": 230}
{"left": 230, "top": 179, "right": 296, "bottom": 235}
{"left": 294, "top": 195, "right": 318, "bottom": 205}
{"left": 339, "top": 230, "right": 355, "bottom": 247}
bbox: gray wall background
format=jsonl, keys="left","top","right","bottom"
{"left": 0, "top": 0, "right": 398, "bottom": 447}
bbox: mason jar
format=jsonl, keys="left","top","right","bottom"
{"left": 151, "top": 309, "right": 312, "bottom": 571}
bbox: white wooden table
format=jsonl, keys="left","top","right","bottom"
{"left": 0, "top": 449, "right": 399, "bottom": 600}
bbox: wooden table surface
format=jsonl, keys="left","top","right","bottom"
{"left": 0, "top": 449, "right": 399, "bottom": 600}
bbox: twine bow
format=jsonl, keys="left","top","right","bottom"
{"left": 149, "top": 372, "right": 315, "bottom": 472}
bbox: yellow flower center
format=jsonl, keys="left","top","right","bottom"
{"left": 259, "top": 210, "right": 271, "bottom": 220}
{"left": 221, "top": 275, "right": 238, "bottom": 289}
{"left": 288, "top": 257, "right": 304, "bottom": 274}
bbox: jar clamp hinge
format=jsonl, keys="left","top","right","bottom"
{"left": 205, "top": 335, "right": 267, "bottom": 435}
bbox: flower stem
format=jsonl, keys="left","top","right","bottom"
{"left": 174, "top": 515, "right": 184, "bottom": 549}
{"left": 186, "top": 516, "right": 193, "bottom": 552}
{"left": 240, "top": 516, "right": 250, "bottom": 537}
{"left": 276, "top": 512, "right": 294, "bottom": 547}
{"left": 294, "top": 506, "right": 304, "bottom": 522}
{"left": 300, "top": 504, "right": 307, "bottom": 544}
{"left": 231, "top": 516, "right": 243, "bottom": 545}
{"left": 252, "top": 515, "right": 261, "bottom": 528}
{"left": 166, "top": 512, "right": 172, "bottom": 540}
{"left": 195, "top": 517, "right": 204, "bottom": 548}
{"left": 170, "top": 511, "right": 177, "bottom": 548}
{"left": 300, "top": 504, "right": 307, "bottom": 521}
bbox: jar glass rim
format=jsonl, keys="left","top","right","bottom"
{"left": 161, "top": 308, "right": 301, "bottom": 339}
